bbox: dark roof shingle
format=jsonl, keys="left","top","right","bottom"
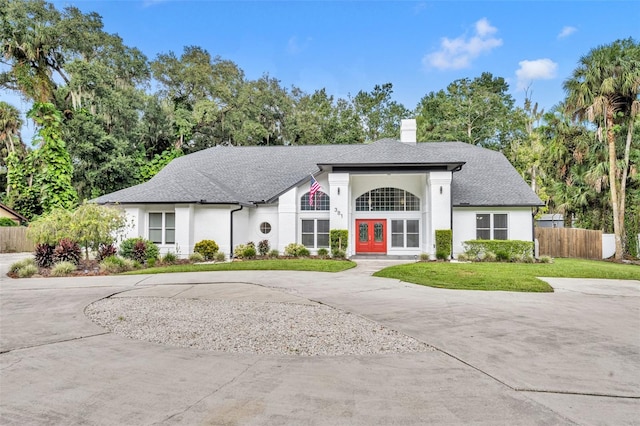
{"left": 94, "top": 139, "right": 542, "bottom": 207}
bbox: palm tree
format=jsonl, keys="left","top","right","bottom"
{"left": 0, "top": 101, "right": 23, "bottom": 154}
{"left": 563, "top": 38, "right": 640, "bottom": 260}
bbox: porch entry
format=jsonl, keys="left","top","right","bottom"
{"left": 355, "top": 219, "right": 387, "bottom": 253}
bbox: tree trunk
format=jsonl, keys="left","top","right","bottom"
{"left": 618, "top": 118, "right": 636, "bottom": 255}
{"left": 606, "top": 111, "right": 623, "bottom": 260}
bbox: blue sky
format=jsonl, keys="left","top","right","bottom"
{"left": 5, "top": 0, "right": 639, "bottom": 143}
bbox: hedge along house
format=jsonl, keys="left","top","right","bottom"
{"left": 94, "top": 120, "right": 542, "bottom": 258}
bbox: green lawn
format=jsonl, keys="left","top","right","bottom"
{"left": 123, "top": 259, "right": 356, "bottom": 275}
{"left": 372, "top": 258, "right": 640, "bottom": 292}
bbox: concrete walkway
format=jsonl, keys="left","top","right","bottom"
{"left": 0, "top": 256, "right": 638, "bottom": 425}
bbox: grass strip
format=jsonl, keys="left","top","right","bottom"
{"left": 123, "top": 259, "right": 356, "bottom": 275}
{"left": 373, "top": 258, "right": 640, "bottom": 292}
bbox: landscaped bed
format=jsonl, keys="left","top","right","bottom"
{"left": 373, "top": 258, "right": 640, "bottom": 292}
{"left": 7, "top": 257, "right": 356, "bottom": 278}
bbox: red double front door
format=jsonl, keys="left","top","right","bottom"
{"left": 355, "top": 219, "right": 386, "bottom": 253}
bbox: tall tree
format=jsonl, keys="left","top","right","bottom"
{"left": 416, "top": 72, "right": 518, "bottom": 150}
{"left": 2, "top": 0, "right": 150, "bottom": 202}
{"left": 353, "top": 83, "right": 409, "bottom": 142}
{"left": 285, "top": 88, "right": 364, "bottom": 145}
{"left": 563, "top": 38, "right": 640, "bottom": 260}
{"left": 505, "top": 95, "right": 548, "bottom": 210}
{"left": 28, "top": 102, "right": 77, "bottom": 212}
{"left": 0, "top": 101, "right": 26, "bottom": 200}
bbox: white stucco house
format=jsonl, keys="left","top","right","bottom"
{"left": 94, "top": 120, "right": 542, "bottom": 258}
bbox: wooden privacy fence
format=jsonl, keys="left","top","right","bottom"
{"left": 0, "top": 227, "right": 35, "bottom": 253}
{"left": 535, "top": 227, "right": 602, "bottom": 260}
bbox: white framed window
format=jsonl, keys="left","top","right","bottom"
{"left": 476, "top": 213, "right": 508, "bottom": 240}
{"left": 355, "top": 188, "right": 420, "bottom": 211}
{"left": 301, "top": 219, "right": 330, "bottom": 248}
{"left": 391, "top": 219, "right": 420, "bottom": 248}
{"left": 300, "top": 191, "right": 330, "bottom": 211}
{"left": 149, "top": 212, "right": 175, "bottom": 244}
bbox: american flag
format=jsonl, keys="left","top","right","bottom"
{"left": 309, "top": 175, "right": 321, "bottom": 206}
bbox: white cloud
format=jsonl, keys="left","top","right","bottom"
{"left": 423, "top": 18, "right": 503, "bottom": 70}
{"left": 515, "top": 58, "right": 558, "bottom": 90}
{"left": 558, "top": 26, "right": 577, "bottom": 39}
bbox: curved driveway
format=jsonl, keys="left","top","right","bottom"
{"left": 1, "top": 257, "right": 638, "bottom": 425}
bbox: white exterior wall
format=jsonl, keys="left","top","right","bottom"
{"left": 277, "top": 188, "right": 297, "bottom": 253}
{"left": 123, "top": 204, "right": 237, "bottom": 258}
{"left": 122, "top": 207, "right": 142, "bottom": 241}
{"left": 426, "top": 172, "right": 452, "bottom": 257}
{"left": 192, "top": 205, "right": 233, "bottom": 257}
{"left": 452, "top": 207, "right": 535, "bottom": 256}
{"left": 247, "top": 205, "right": 279, "bottom": 252}
{"left": 174, "top": 205, "right": 194, "bottom": 257}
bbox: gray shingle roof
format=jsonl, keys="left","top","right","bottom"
{"left": 93, "top": 139, "right": 542, "bottom": 207}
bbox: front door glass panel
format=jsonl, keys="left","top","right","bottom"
{"left": 374, "top": 223, "right": 383, "bottom": 242}
{"left": 359, "top": 223, "right": 369, "bottom": 242}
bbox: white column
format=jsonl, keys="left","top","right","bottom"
{"left": 328, "top": 173, "right": 350, "bottom": 254}
{"left": 428, "top": 171, "right": 452, "bottom": 257}
{"left": 277, "top": 188, "right": 297, "bottom": 253}
{"left": 175, "top": 205, "right": 194, "bottom": 258}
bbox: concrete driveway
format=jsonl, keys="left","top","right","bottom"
{"left": 1, "top": 256, "right": 638, "bottom": 425}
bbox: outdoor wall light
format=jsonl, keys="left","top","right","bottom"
{"left": 439, "top": 186, "right": 443, "bottom": 194}
{"left": 337, "top": 187, "right": 340, "bottom": 195}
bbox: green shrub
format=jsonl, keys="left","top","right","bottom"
{"left": 284, "top": 243, "right": 307, "bottom": 257}
{"left": 34, "top": 243, "right": 55, "bottom": 268}
{"left": 332, "top": 249, "right": 346, "bottom": 259}
{"left": 268, "top": 249, "right": 279, "bottom": 258}
{"left": 330, "top": 229, "right": 348, "bottom": 251}
{"left": 17, "top": 264, "right": 38, "bottom": 278}
{"left": 242, "top": 246, "right": 256, "bottom": 259}
{"left": 189, "top": 252, "right": 205, "bottom": 262}
{"left": 50, "top": 261, "right": 77, "bottom": 277}
{"left": 0, "top": 217, "right": 18, "bottom": 226}
{"left": 215, "top": 251, "right": 226, "bottom": 262}
{"left": 162, "top": 252, "right": 177, "bottom": 264}
{"left": 9, "top": 258, "right": 36, "bottom": 273}
{"left": 419, "top": 253, "right": 430, "bottom": 261}
{"left": 120, "top": 238, "right": 159, "bottom": 262}
{"left": 482, "top": 251, "right": 497, "bottom": 262}
{"left": 463, "top": 240, "right": 534, "bottom": 262}
{"left": 234, "top": 244, "right": 247, "bottom": 258}
{"left": 53, "top": 238, "right": 81, "bottom": 265}
{"left": 317, "top": 248, "right": 329, "bottom": 258}
{"left": 100, "top": 256, "right": 132, "bottom": 274}
{"left": 435, "top": 229, "right": 452, "bottom": 260}
{"left": 258, "top": 239, "right": 270, "bottom": 256}
{"left": 298, "top": 247, "right": 310, "bottom": 257}
{"left": 520, "top": 254, "right": 535, "bottom": 263}
{"left": 194, "top": 239, "right": 219, "bottom": 260}
{"left": 539, "top": 255, "right": 553, "bottom": 264}
{"left": 456, "top": 252, "right": 469, "bottom": 261}
{"left": 495, "top": 250, "right": 511, "bottom": 262}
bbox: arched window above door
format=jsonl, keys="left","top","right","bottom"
{"left": 355, "top": 187, "right": 420, "bottom": 211}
